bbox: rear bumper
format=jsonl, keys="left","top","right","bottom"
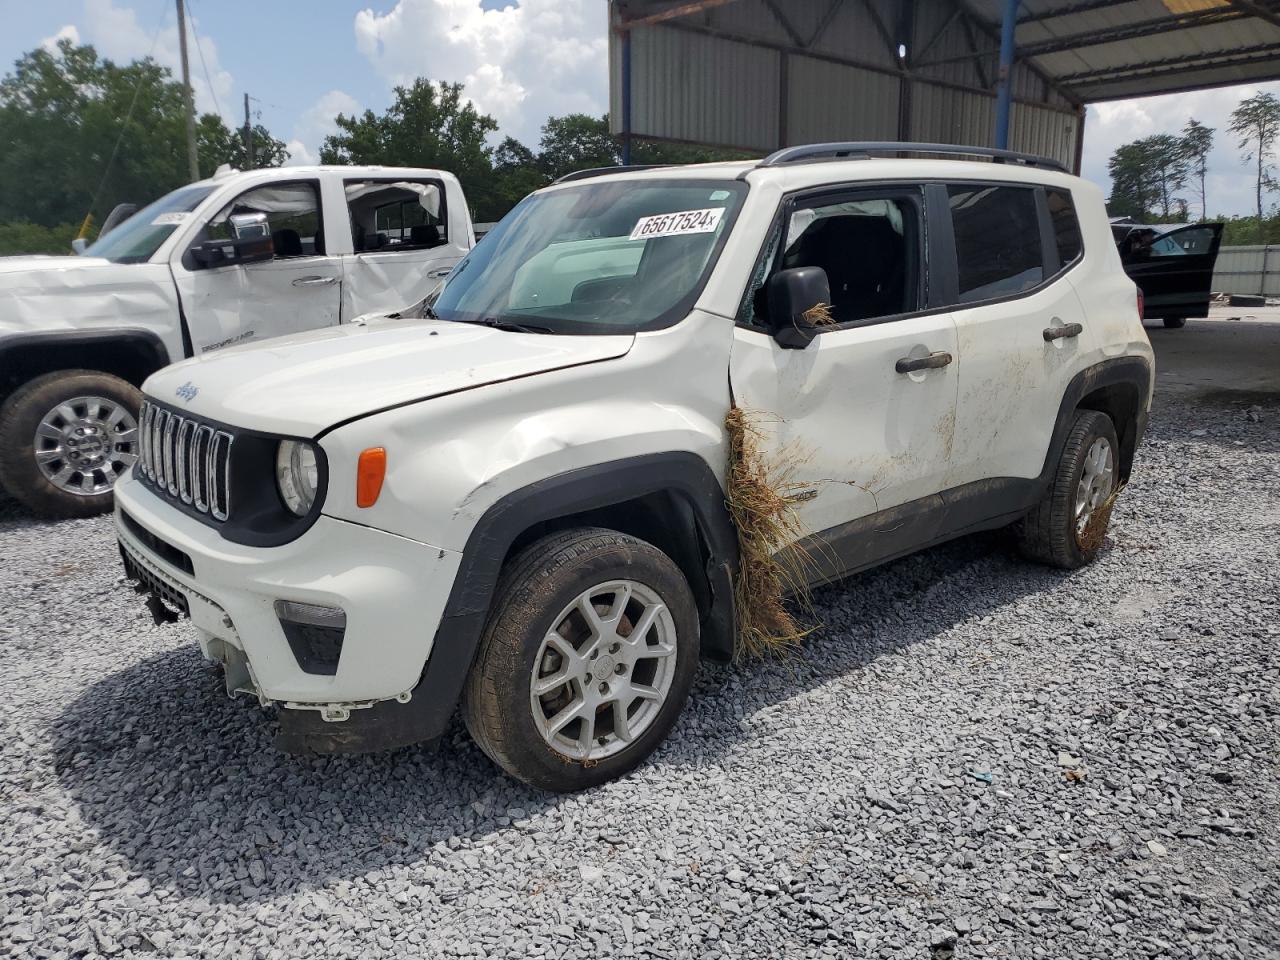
{"left": 114, "top": 473, "right": 468, "bottom": 750}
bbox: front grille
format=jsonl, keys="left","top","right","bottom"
{"left": 137, "top": 401, "right": 233, "bottom": 520}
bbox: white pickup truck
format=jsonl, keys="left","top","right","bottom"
{"left": 0, "top": 165, "right": 474, "bottom": 517}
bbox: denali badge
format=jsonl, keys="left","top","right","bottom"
{"left": 175, "top": 382, "right": 199, "bottom": 403}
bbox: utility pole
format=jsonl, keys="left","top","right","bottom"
{"left": 243, "top": 93, "right": 254, "bottom": 169}
{"left": 175, "top": 0, "right": 199, "bottom": 180}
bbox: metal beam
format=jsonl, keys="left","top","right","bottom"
{"left": 994, "top": 0, "right": 1018, "bottom": 149}
{"left": 914, "top": 7, "right": 962, "bottom": 63}
{"left": 1228, "top": 0, "right": 1280, "bottom": 30}
{"left": 760, "top": 0, "right": 805, "bottom": 47}
{"left": 919, "top": 7, "right": 1248, "bottom": 66}
{"left": 1064, "top": 47, "right": 1280, "bottom": 94}
{"left": 950, "top": 0, "right": 1079, "bottom": 105}
{"left": 1056, "top": 42, "right": 1280, "bottom": 85}
{"left": 856, "top": 0, "right": 901, "bottom": 60}
{"left": 1017, "top": 0, "right": 1138, "bottom": 24}
{"left": 805, "top": 0, "right": 845, "bottom": 49}
{"left": 619, "top": 0, "right": 741, "bottom": 28}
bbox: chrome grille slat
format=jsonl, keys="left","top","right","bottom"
{"left": 135, "top": 401, "right": 233, "bottom": 524}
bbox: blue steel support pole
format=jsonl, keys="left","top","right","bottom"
{"left": 621, "top": 27, "right": 633, "bottom": 166}
{"left": 994, "top": 0, "right": 1018, "bottom": 149}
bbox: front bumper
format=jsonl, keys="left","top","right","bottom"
{"left": 114, "top": 472, "right": 463, "bottom": 718}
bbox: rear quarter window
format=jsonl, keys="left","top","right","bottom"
{"left": 1046, "top": 188, "right": 1083, "bottom": 266}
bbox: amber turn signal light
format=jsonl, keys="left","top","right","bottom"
{"left": 356, "top": 447, "right": 386, "bottom": 508}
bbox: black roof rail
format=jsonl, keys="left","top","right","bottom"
{"left": 552, "top": 164, "right": 669, "bottom": 185}
{"left": 758, "top": 142, "right": 1068, "bottom": 173}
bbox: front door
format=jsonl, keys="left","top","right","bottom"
{"left": 1121, "top": 223, "right": 1223, "bottom": 321}
{"left": 171, "top": 179, "right": 341, "bottom": 354}
{"left": 728, "top": 186, "right": 959, "bottom": 582}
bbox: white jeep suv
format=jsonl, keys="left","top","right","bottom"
{"left": 114, "top": 143, "right": 1153, "bottom": 793}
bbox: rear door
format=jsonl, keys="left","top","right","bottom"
{"left": 339, "top": 177, "right": 469, "bottom": 319}
{"left": 941, "top": 182, "right": 1093, "bottom": 499}
{"left": 1121, "top": 223, "right": 1223, "bottom": 320}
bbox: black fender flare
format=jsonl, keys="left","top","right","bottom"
{"left": 276, "top": 451, "right": 739, "bottom": 755}
{"left": 1041, "top": 355, "right": 1153, "bottom": 485}
{"left": 0, "top": 329, "right": 173, "bottom": 382}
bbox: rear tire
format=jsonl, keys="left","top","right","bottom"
{"left": 1163, "top": 317, "right": 1186, "bottom": 329}
{"left": 462, "top": 527, "right": 699, "bottom": 792}
{"left": 1016, "top": 410, "right": 1119, "bottom": 569}
{"left": 0, "top": 370, "right": 142, "bottom": 518}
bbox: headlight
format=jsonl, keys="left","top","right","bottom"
{"left": 276, "top": 440, "right": 320, "bottom": 516}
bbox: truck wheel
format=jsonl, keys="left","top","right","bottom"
{"left": 1163, "top": 317, "right": 1186, "bottom": 329}
{"left": 463, "top": 528, "right": 699, "bottom": 792}
{"left": 1015, "top": 409, "right": 1119, "bottom": 570}
{"left": 0, "top": 370, "right": 142, "bottom": 518}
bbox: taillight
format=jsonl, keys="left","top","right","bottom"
{"left": 1136, "top": 287, "right": 1144, "bottom": 320}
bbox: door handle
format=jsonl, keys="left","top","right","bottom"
{"left": 1043, "top": 322, "right": 1083, "bottom": 341}
{"left": 292, "top": 275, "right": 337, "bottom": 287}
{"left": 895, "top": 351, "right": 953, "bottom": 374}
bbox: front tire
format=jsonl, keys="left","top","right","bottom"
{"left": 462, "top": 528, "right": 699, "bottom": 792}
{"left": 1016, "top": 409, "right": 1119, "bottom": 569}
{"left": 0, "top": 370, "right": 142, "bottom": 518}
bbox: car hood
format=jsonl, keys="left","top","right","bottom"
{"left": 144, "top": 316, "right": 635, "bottom": 436}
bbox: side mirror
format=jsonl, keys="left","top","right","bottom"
{"left": 767, "top": 267, "right": 833, "bottom": 349}
{"left": 230, "top": 211, "right": 270, "bottom": 240}
{"left": 71, "top": 238, "right": 89, "bottom": 256}
{"left": 191, "top": 235, "right": 275, "bottom": 268}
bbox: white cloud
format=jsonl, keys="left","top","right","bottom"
{"left": 1081, "top": 81, "right": 1280, "bottom": 218}
{"left": 352, "top": 0, "right": 609, "bottom": 146}
{"left": 41, "top": 24, "right": 81, "bottom": 53}
{"left": 285, "top": 90, "right": 362, "bottom": 166}
{"left": 78, "top": 0, "right": 236, "bottom": 125}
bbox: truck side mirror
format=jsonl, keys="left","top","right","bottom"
{"left": 767, "top": 267, "right": 832, "bottom": 349}
{"left": 191, "top": 234, "right": 276, "bottom": 269}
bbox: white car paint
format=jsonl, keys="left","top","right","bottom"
{"left": 114, "top": 154, "right": 1153, "bottom": 718}
{"left": 0, "top": 165, "right": 474, "bottom": 364}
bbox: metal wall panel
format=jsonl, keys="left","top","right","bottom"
{"left": 1212, "top": 245, "right": 1280, "bottom": 297}
{"left": 786, "top": 55, "right": 901, "bottom": 146}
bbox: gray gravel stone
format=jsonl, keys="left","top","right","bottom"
{"left": 0, "top": 391, "right": 1278, "bottom": 959}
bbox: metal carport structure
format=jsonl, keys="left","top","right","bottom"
{"left": 608, "top": 0, "right": 1280, "bottom": 171}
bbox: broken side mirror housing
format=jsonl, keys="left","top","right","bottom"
{"left": 767, "top": 266, "right": 832, "bottom": 350}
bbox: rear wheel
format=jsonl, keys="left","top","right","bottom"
{"left": 1163, "top": 317, "right": 1186, "bottom": 329}
{"left": 0, "top": 370, "right": 141, "bottom": 518}
{"left": 1016, "top": 409, "right": 1119, "bottom": 569}
{"left": 463, "top": 528, "right": 699, "bottom": 792}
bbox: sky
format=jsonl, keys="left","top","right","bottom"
{"left": 2, "top": 0, "right": 1277, "bottom": 217}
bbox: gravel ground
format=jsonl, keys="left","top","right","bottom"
{"left": 1, "top": 389, "right": 1278, "bottom": 960}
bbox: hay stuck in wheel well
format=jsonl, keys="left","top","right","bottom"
{"left": 724, "top": 406, "right": 815, "bottom": 659}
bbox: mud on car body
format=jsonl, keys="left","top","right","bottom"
{"left": 114, "top": 143, "right": 1153, "bottom": 793}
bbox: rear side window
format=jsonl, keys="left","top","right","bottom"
{"left": 948, "top": 185, "right": 1042, "bottom": 303}
{"left": 1046, "top": 188, "right": 1083, "bottom": 266}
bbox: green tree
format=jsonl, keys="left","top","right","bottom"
{"left": 537, "top": 113, "right": 620, "bottom": 180}
{"left": 1106, "top": 135, "right": 1188, "bottom": 220}
{"left": 198, "top": 117, "right": 289, "bottom": 172}
{"left": 1180, "top": 118, "right": 1214, "bottom": 219}
{"left": 0, "top": 39, "right": 285, "bottom": 233}
{"left": 1228, "top": 91, "right": 1280, "bottom": 239}
{"left": 491, "top": 136, "right": 549, "bottom": 218}
{"left": 320, "top": 80, "right": 500, "bottom": 217}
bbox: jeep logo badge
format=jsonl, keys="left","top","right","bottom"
{"left": 175, "top": 382, "right": 199, "bottom": 403}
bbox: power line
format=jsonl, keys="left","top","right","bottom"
{"left": 185, "top": 0, "right": 223, "bottom": 121}
{"left": 78, "top": 0, "right": 170, "bottom": 237}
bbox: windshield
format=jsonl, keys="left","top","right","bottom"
{"left": 86, "top": 184, "right": 215, "bottom": 264}
{"left": 432, "top": 179, "right": 747, "bottom": 334}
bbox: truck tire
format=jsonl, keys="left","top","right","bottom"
{"left": 1016, "top": 409, "right": 1119, "bottom": 570}
{"left": 0, "top": 370, "right": 142, "bottom": 518}
{"left": 463, "top": 527, "right": 699, "bottom": 792}
{"left": 1163, "top": 317, "right": 1186, "bottom": 329}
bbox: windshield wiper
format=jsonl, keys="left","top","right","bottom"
{"left": 463, "top": 317, "right": 555, "bottom": 334}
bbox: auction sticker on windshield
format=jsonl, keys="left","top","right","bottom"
{"left": 629, "top": 207, "right": 724, "bottom": 241}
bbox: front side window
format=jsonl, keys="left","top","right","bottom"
{"left": 346, "top": 179, "right": 447, "bottom": 252}
{"left": 432, "top": 179, "right": 745, "bottom": 334}
{"left": 1150, "top": 226, "right": 1216, "bottom": 257}
{"left": 86, "top": 184, "right": 214, "bottom": 264}
{"left": 204, "top": 182, "right": 323, "bottom": 259}
{"left": 949, "top": 185, "right": 1043, "bottom": 303}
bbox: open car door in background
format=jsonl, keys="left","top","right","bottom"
{"left": 1115, "top": 222, "right": 1224, "bottom": 322}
